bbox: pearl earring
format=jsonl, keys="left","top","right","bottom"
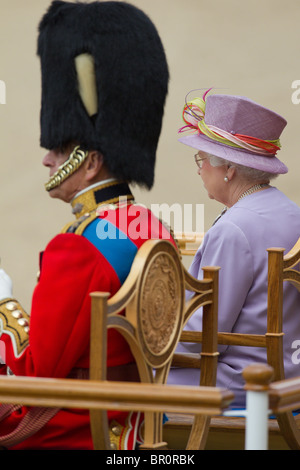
{"left": 224, "top": 176, "right": 229, "bottom": 182}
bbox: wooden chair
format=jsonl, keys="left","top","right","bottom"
{"left": 265, "top": 237, "right": 300, "bottom": 449}
{"left": 89, "top": 238, "right": 220, "bottom": 450}
{"left": 164, "top": 237, "right": 300, "bottom": 450}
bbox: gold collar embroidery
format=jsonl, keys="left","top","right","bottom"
{"left": 70, "top": 180, "right": 134, "bottom": 219}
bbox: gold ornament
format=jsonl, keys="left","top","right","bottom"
{"left": 45, "top": 146, "right": 89, "bottom": 192}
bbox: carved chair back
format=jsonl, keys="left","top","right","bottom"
{"left": 89, "top": 238, "right": 220, "bottom": 450}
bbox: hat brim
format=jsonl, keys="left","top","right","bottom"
{"left": 179, "top": 133, "right": 288, "bottom": 174}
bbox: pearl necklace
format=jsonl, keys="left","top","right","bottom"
{"left": 213, "top": 183, "right": 269, "bottom": 226}
{"left": 238, "top": 183, "right": 269, "bottom": 202}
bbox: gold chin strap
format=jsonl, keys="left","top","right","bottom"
{"left": 45, "top": 145, "right": 89, "bottom": 192}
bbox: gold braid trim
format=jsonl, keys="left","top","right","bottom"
{"left": 108, "top": 415, "right": 141, "bottom": 450}
{"left": 45, "top": 146, "right": 88, "bottom": 192}
{"left": 0, "top": 299, "right": 30, "bottom": 358}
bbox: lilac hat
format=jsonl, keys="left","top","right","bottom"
{"left": 178, "top": 89, "right": 288, "bottom": 174}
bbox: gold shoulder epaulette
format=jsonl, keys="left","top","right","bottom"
{"left": 0, "top": 299, "right": 30, "bottom": 358}
{"left": 61, "top": 212, "right": 99, "bottom": 235}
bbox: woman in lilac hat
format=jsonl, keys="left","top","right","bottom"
{"left": 168, "top": 89, "right": 300, "bottom": 406}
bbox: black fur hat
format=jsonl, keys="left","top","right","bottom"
{"left": 38, "top": 1, "right": 169, "bottom": 189}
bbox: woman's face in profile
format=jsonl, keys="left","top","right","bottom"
{"left": 197, "top": 153, "right": 228, "bottom": 204}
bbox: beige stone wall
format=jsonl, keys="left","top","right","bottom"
{"left": 1, "top": 0, "right": 299, "bottom": 309}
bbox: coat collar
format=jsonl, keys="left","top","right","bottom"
{"left": 70, "top": 180, "right": 134, "bottom": 219}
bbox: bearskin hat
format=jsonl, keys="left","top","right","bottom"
{"left": 37, "top": 1, "right": 169, "bottom": 189}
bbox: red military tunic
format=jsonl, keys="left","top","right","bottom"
{"left": 0, "top": 180, "right": 176, "bottom": 449}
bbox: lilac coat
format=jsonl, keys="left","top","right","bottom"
{"left": 168, "top": 187, "right": 300, "bottom": 405}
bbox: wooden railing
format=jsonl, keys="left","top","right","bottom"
{"left": 0, "top": 363, "right": 299, "bottom": 450}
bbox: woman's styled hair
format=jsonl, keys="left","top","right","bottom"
{"left": 207, "top": 154, "right": 278, "bottom": 182}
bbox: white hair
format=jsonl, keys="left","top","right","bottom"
{"left": 207, "top": 153, "right": 278, "bottom": 182}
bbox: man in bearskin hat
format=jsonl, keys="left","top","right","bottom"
{"left": 0, "top": 1, "right": 173, "bottom": 449}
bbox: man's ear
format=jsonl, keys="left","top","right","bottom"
{"left": 85, "top": 150, "right": 104, "bottom": 181}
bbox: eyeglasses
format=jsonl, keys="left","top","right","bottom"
{"left": 194, "top": 153, "right": 207, "bottom": 169}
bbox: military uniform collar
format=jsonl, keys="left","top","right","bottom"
{"left": 70, "top": 179, "right": 134, "bottom": 219}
